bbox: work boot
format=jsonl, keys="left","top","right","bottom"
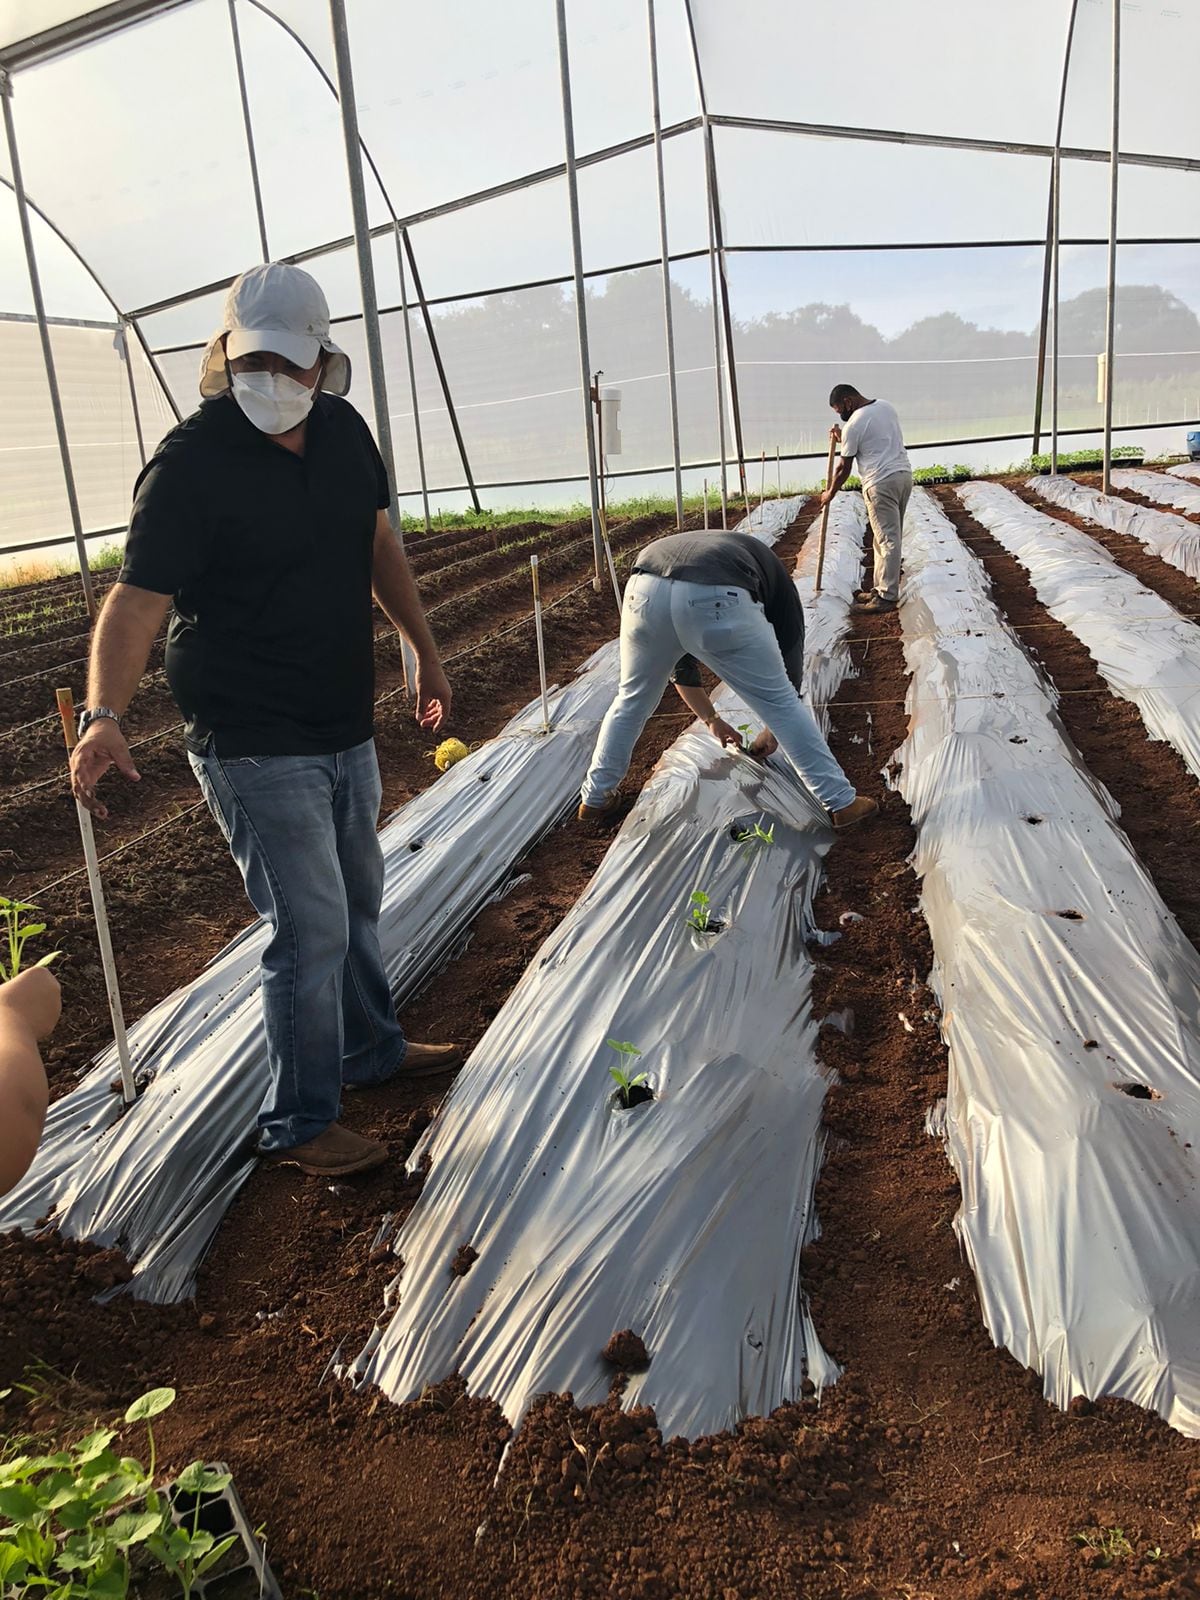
{"left": 853, "top": 588, "right": 875, "bottom": 603}
{"left": 264, "top": 1122, "right": 388, "bottom": 1177}
{"left": 853, "top": 593, "right": 897, "bottom": 614}
{"left": 344, "top": 1040, "right": 463, "bottom": 1090}
{"left": 831, "top": 795, "right": 880, "bottom": 831}
{"left": 577, "top": 791, "right": 621, "bottom": 823}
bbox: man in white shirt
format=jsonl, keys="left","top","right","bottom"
{"left": 819, "top": 384, "right": 913, "bottom": 613}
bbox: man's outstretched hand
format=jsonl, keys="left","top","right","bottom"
{"left": 70, "top": 720, "right": 140, "bottom": 820}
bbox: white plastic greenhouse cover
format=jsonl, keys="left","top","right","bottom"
{"left": 896, "top": 489, "right": 1200, "bottom": 1434}
{"left": 1028, "top": 474, "right": 1200, "bottom": 583}
{"left": 960, "top": 480, "right": 1200, "bottom": 780}
{"left": 353, "top": 497, "right": 867, "bottom": 1439}
{"left": 1, "top": 0, "right": 1198, "bottom": 549}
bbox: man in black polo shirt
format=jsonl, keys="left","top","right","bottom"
{"left": 69, "top": 264, "right": 459, "bottom": 1177}
{"left": 578, "top": 528, "right": 877, "bottom": 828}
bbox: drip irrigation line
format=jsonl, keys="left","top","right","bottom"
{"left": 0, "top": 669, "right": 170, "bottom": 742}
{"left": 27, "top": 803, "right": 209, "bottom": 904}
{"left": 6, "top": 653, "right": 88, "bottom": 688}
{"left": 0, "top": 628, "right": 91, "bottom": 666}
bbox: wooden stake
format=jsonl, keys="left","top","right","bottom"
{"left": 814, "top": 433, "right": 838, "bottom": 594}
{"left": 54, "top": 689, "right": 137, "bottom": 1104}
{"left": 529, "top": 559, "right": 551, "bottom": 734}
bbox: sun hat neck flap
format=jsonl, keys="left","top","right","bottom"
{"left": 199, "top": 262, "right": 351, "bottom": 399}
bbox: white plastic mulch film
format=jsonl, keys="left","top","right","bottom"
{"left": 352, "top": 497, "right": 867, "bottom": 1440}
{"left": 959, "top": 480, "right": 1200, "bottom": 780}
{"left": 0, "top": 649, "right": 632, "bottom": 1301}
{"left": 2, "top": 0, "right": 1199, "bottom": 553}
{"left": 1028, "top": 474, "right": 1200, "bottom": 584}
{"left": 897, "top": 488, "right": 1200, "bottom": 1435}
{"left": 1112, "top": 469, "right": 1200, "bottom": 518}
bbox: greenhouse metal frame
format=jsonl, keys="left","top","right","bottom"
{"left": 1, "top": 0, "right": 1197, "bottom": 601}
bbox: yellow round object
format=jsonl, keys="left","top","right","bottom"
{"left": 433, "top": 737, "right": 470, "bottom": 772}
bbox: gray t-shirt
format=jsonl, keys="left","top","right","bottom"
{"left": 631, "top": 530, "right": 805, "bottom": 693}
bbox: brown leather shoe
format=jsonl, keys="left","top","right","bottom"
{"left": 577, "top": 792, "right": 621, "bottom": 823}
{"left": 343, "top": 1040, "right": 464, "bottom": 1092}
{"left": 852, "top": 593, "right": 897, "bottom": 614}
{"left": 264, "top": 1122, "right": 388, "bottom": 1176}
{"left": 831, "top": 794, "right": 880, "bottom": 831}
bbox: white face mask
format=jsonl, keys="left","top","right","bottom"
{"left": 231, "top": 370, "right": 317, "bottom": 434}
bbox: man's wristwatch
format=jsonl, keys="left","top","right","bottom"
{"left": 77, "top": 707, "right": 122, "bottom": 738}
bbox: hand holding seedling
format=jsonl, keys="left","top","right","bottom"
{"left": 705, "top": 715, "right": 743, "bottom": 751}
{"left": 414, "top": 658, "right": 453, "bottom": 733}
{"left": 71, "top": 718, "right": 140, "bottom": 820}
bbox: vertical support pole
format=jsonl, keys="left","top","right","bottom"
{"left": 1049, "top": 0, "right": 1080, "bottom": 475}
{"left": 55, "top": 690, "right": 136, "bottom": 1106}
{"left": 1030, "top": 176, "right": 1055, "bottom": 459}
{"left": 327, "top": 0, "right": 415, "bottom": 691}
{"left": 1101, "top": 0, "right": 1120, "bottom": 494}
{"left": 530, "top": 556, "right": 551, "bottom": 734}
{"left": 228, "top": 0, "right": 270, "bottom": 262}
{"left": 400, "top": 231, "right": 481, "bottom": 514}
{"left": 759, "top": 448, "right": 766, "bottom": 510}
{"left": 776, "top": 443, "right": 781, "bottom": 495}
{"left": 683, "top": 0, "right": 739, "bottom": 524}
{"left": 2, "top": 70, "right": 96, "bottom": 618}
{"left": 118, "top": 321, "right": 147, "bottom": 470}
{"left": 703, "top": 478, "right": 709, "bottom": 530}
{"left": 646, "top": 0, "right": 684, "bottom": 529}
{"left": 394, "top": 222, "right": 431, "bottom": 534}
{"left": 555, "top": 0, "right": 605, "bottom": 591}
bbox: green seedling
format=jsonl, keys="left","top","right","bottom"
{"left": 734, "top": 821, "right": 775, "bottom": 853}
{"left": 687, "top": 890, "right": 713, "bottom": 933}
{"left": 147, "top": 1462, "right": 238, "bottom": 1599}
{"left": 0, "top": 896, "right": 60, "bottom": 982}
{"left": 736, "top": 723, "right": 755, "bottom": 752}
{"left": 606, "top": 1039, "right": 648, "bottom": 1107}
{"left": 1072, "top": 1526, "right": 1134, "bottom": 1566}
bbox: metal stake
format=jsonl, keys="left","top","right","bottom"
{"left": 1101, "top": 0, "right": 1120, "bottom": 493}
{"left": 1, "top": 70, "right": 96, "bottom": 618}
{"left": 55, "top": 690, "right": 136, "bottom": 1105}
{"left": 530, "top": 557, "right": 551, "bottom": 734}
{"left": 555, "top": 0, "right": 605, "bottom": 592}
{"left": 327, "top": 0, "right": 415, "bottom": 689}
{"left": 646, "top": 0, "right": 684, "bottom": 529}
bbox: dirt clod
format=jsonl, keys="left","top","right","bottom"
{"left": 602, "top": 1330, "right": 650, "bottom": 1371}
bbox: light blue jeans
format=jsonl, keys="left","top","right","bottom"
{"left": 582, "top": 574, "right": 855, "bottom": 812}
{"left": 188, "top": 737, "right": 406, "bottom": 1152}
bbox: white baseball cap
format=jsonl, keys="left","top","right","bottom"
{"left": 199, "top": 263, "right": 351, "bottom": 398}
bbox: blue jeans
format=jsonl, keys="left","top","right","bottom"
{"left": 582, "top": 574, "right": 855, "bottom": 812}
{"left": 188, "top": 737, "right": 406, "bottom": 1152}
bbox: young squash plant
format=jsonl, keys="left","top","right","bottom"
{"left": 0, "top": 896, "right": 60, "bottom": 982}
{"left": 606, "top": 1039, "right": 651, "bottom": 1109}
{"left": 0, "top": 1387, "right": 243, "bottom": 1599}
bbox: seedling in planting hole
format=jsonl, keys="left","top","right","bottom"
{"left": 606, "top": 1039, "right": 650, "bottom": 1108}
{"left": 736, "top": 723, "right": 755, "bottom": 752}
{"left": 687, "top": 890, "right": 713, "bottom": 933}
{"left": 0, "top": 896, "right": 60, "bottom": 982}
{"left": 734, "top": 821, "right": 775, "bottom": 853}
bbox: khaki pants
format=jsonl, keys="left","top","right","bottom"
{"left": 863, "top": 470, "right": 913, "bottom": 602}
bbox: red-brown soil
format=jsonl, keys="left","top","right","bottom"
{"left": 4, "top": 499, "right": 1200, "bottom": 1600}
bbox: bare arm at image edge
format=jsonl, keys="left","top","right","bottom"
{"left": 371, "top": 510, "right": 453, "bottom": 733}
{"left": 70, "top": 583, "right": 173, "bottom": 819}
{"left": 0, "top": 968, "right": 60, "bottom": 1196}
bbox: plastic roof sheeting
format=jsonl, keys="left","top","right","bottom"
{"left": 896, "top": 488, "right": 1200, "bottom": 1434}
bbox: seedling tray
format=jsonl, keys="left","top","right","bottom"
{"left": 166, "top": 1462, "right": 282, "bottom": 1599}
{"left": 1036, "top": 453, "right": 1144, "bottom": 474}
